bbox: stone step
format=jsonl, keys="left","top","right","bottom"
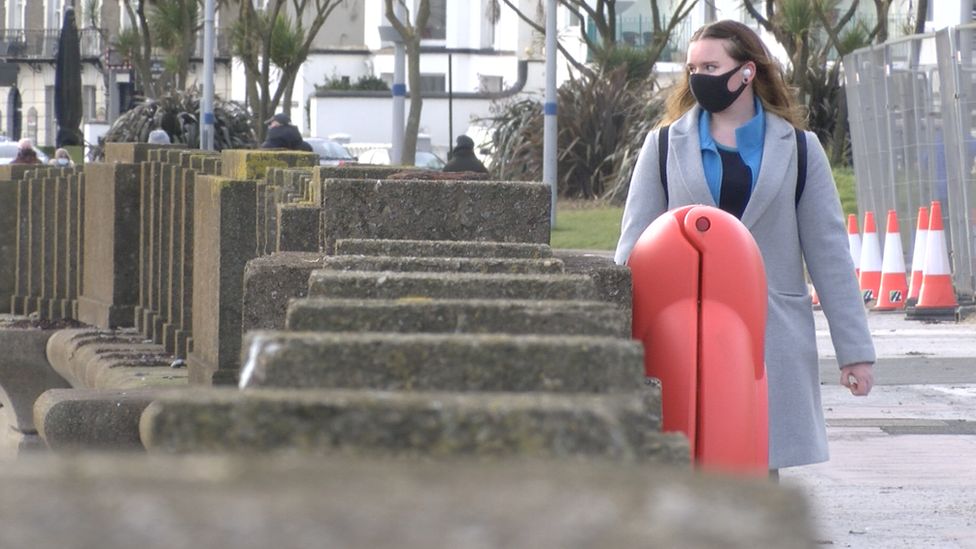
{"left": 238, "top": 331, "right": 646, "bottom": 392}
{"left": 306, "top": 270, "right": 597, "bottom": 301}
{"left": 318, "top": 178, "right": 550, "bottom": 253}
{"left": 319, "top": 255, "right": 565, "bottom": 274}
{"left": 140, "top": 388, "right": 687, "bottom": 463}
{"left": 46, "top": 329, "right": 188, "bottom": 390}
{"left": 334, "top": 238, "right": 552, "bottom": 259}
{"left": 285, "top": 298, "right": 630, "bottom": 337}
{"left": 0, "top": 455, "right": 814, "bottom": 549}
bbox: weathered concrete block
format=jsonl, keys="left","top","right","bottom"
{"left": 0, "top": 326, "right": 69, "bottom": 433}
{"left": 307, "top": 271, "right": 598, "bottom": 301}
{"left": 187, "top": 176, "right": 258, "bottom": 385}
{"left": 0, "top": 181, "right": 17, "bottom": 304}
{"left": 239, "top": 331, "right": 646, "bottom": 393}
{"left": 78, "top": 162, "right": 141, "bottom": 328}
{"left": 103, "top": 143, "right": 186, "bottom": 164}
{"left": 318, "top": 255, "right": 565, "bottom": 274}
{"left": 0, "top": 455, "right": 816, "bottom": 549}
{"left": 46, "top": 328, "right": 188, "bottom": 390}
{"left": 220, "top": 150, "right": 318, "bottom": 180}
{"left": 334, "top": 238, "right": 553, "bottom": 259}
{"left": 141, "top": 388, "right": 686, "bottom": 463}
{"left": 276, "top": 203, "right": 320, "bottom": 252}
{"left": 286, "top": 298, "right": 630, "bottom": 337}
{"left": 242, "top": 252, "right": 325, "bottom": 333}
{"left": 34, "top": 388, "right": 174, "bottom": 451}
{"left": 319, "top": 178, "right": 551, "bottom": 253}
{"left": 553, "top": 250, "right": 633, "bottom": 309}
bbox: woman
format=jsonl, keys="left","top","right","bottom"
{"left": 10, "top": 138, "right": 42, "bottom": 165}
{"left": 51, "top": 148, "right": 74, "bottom": 167}
{"left": 614, "top": 20, "right": 875, "bottom": 473}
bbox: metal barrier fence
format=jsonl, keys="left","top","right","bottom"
{"left": 845, "top": 23, "right": 976, "bottom": 302}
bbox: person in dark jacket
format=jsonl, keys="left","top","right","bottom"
{"left": 443, "top": 134, "right": 488, "bottom": 173}
{"left": 11, "top": 138, "right": 42, "bottom": 165}
{"left": 260, "top": 113, "right": 313, "bottom": 152}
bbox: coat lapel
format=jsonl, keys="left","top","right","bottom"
{"left": 739, "top": 114, "right": 795, "bottom": 228}
{"left": 669, "top": 107, "right": 716, "bottom": 207}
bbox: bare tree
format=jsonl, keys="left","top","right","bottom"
{"left": 383, "top": 0, "right": 431, "bottom": 167}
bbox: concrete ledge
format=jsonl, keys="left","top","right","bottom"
{"left": 0, "top": 454, "right": 815, "bottom": 549}
{"left": 285, "top": 298, "right": 630, "bottom": 337}
{"left": 318, "top": 255, "right": 565, "bottom": 274}
{"left": 238, "top": 331, "right": 646, "bottom": 393}
{"left": 306, "top": 271, "right": 597, "bottom": 301}
{"left": 141, "top": 388, "right": 686, "bottom": 463}
{"left": 34, "top": 388, "right": 176, "bottom": 451}
{"left": 319, "top": 178, "right": 551, "bottom": 253}
{"left": 0, "top": 326, "right": 69, "bottom": 432}
{"left": 553, "top": 250, "right": 632, "bottom": 309}
{"left": 46, "top": 328, "right": 188, "bottom": 390}
{"left": 334, "top": 238, "right": 553, "bottom": 258}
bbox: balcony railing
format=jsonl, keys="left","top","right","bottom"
{"left": 0, "top": 28, "right": 233, "bottom": 61}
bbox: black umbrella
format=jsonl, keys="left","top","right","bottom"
{"left": 54, "top": 7, "right": 83, "bottom": 147}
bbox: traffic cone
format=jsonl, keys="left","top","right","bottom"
{"left": 909, "top": 201, "right": 959, "bottom": 320}
{"left": 848, "top": 214, "right": 862, "bottom": 279}
{"left": 906, "top": 206, "right": 928, "bottom": 306}
{"left": 858, "top": 211, "right": 882, "bottom": 304}
{"left": 875, "top": 210, "right": 908, "bottom": 310}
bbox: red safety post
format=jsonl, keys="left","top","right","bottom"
{"left": 628, "top": 205, "right": 768, "bottom": 475}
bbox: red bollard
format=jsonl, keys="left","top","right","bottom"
{"left": 627, "top": 205, "right": 768, "bottom": 475}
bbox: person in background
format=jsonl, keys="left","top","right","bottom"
{"left": 11, "top": 138, "right": 41, "bottom": 165}
{"left": 50, "top": 148, "right": 75, "bottom": 167}
{"left": 443, "top": 134, "right": 488, "bottom": 173}
{"left": 260, "top": 113, "right": 312, "bottom": 152}
{"left": 614, "top": 20, "right": 875, "bottom": 479}
{"left": 148, "top": 128, "right": 171, "bottom": 144}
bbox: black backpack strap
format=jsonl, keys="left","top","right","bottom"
{"left": 658, "top": 125, "right": 670, "bottom": 203}
{"left": 794, "top": 127, "right": 807, "bottom": 207}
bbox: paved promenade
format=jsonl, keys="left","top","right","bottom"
{"left": 784, "top": 310, "right": 976, "bottom": 548}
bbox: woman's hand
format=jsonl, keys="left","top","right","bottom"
{"left": 840, "top": 363, "right": 874, "bottom": 396}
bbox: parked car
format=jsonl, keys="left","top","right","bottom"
{"left": 0, "top": 140, "right": 50, "bottom": 165}
{"left": 305, "top": 137, "right": 357, "bottom": 166}
{"left": 357, "top": 148, "right": 446, "bottom": 170}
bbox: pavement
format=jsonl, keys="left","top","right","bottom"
{"left": 782, "top": 309, "right": 976, "bottom": 548}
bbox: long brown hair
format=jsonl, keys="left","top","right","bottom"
{"left": 659, "top": 20, "right": 806, "bottom": 128}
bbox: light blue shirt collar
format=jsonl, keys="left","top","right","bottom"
{"left": 698, "top": 99, "right": 766, "bottom": 204}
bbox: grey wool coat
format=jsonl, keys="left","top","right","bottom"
{"left": 615, "top": 105, "right": 876, "bottom": 468}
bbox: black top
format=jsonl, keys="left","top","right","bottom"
{"left": 717, "top": 147, "right": 752, "bottom": 219}
{"left": 443, "top": 146, "right": 488, "bottom": 173}
{"left": 261, "top": 124, "right": 312, "bottom": 152}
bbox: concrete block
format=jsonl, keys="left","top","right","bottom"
{"left": 220, "top": 150, "right": 317, "bottom": 180}
{"left": 334, "top": 238, "right": 553, "bottom": 258}
{"left": 187, "top": 176, "right": 258, "bottom": 385}
{"left": 78, "top": 162, "right": 141, "bottom": 328}
{"left": 276, "top": 203, "right": 320, "bottom": 252}
{"left": 239, "top": 331, "right": 646, "bottom": 393}
{"left": 34, "top": 388, "right": 174, "bottom": 450}
{"left": 0, "top": 326, "right": 69, "bottom": 433}
{"left": 103, "top": 143, "right": 186, "bottom": 164}
{"left": 318, "top": 255, "right": 565, "bottom": 274}
{"left": 0, "top": 454, "right": 815, "bottom": 549}
{"left": 307, "top": 270, "right": 598, "bottom": 301}
{"left": 319, "top": 178, "right": 551, "bottom": 253}
{"left": 553, "top": 250, "right": 633, "bottom": 309}
{"left": 286, "top": 298, "right": 630, "bottom": 337}
{"left": 242, "top": 252, "right": 325, "bottom": 333}
{"left": 140, "top": 388, "right": 685, "bottom": 463}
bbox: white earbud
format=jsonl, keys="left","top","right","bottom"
{"left": 743, "top": 68, "right": 753, "bottom": 78}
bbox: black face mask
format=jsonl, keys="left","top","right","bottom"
{"left": 689, "top": 64, "right": 748, "bottom": 114}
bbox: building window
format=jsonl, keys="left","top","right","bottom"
{"left": 83, "top": 85, "right": 96, "bottom": 121}
{"left": 478, "top": 74, "right": 504, "bottom": 93}
{"left": 26, "top": 107, "right": 37, "bottom": 144}
{"left": 419, "top": 73, "right": 445, "bottom": 93}
{"left": 422, "top": 0, "right": 446, "bottom": 40}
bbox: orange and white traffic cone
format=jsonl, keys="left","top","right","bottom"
{"left": 906, "top": 206, "right": 928, "bottom": 306}
{"left": 909, "top": 201, "right": 959, "bottom": 320}
{"left": 858, "top": 211, "right": 882, "bottom": 305}
{"left": 848, "top": 213, "right": 862, "bottom": 279}
{"left": 875, "top": 210, "right": 908, "bottom": 311}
